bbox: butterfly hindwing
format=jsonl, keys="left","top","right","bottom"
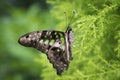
{"left": 47, "top": 39, "right": 68, "bottom": 75}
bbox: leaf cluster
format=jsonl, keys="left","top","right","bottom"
{"left": 41, "top": 0, "right": 120, "bottom": 80}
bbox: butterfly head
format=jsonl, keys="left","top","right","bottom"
{"left": 66, "top": 26, "right": 74, "bottom": 43}
{"left": 18, "top": 32, "right": 39, "bottom": 47}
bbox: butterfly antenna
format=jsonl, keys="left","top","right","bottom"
{"left": 64, "top": 12, "right": 68, "bottom": 28}
{"left": 67, "top": 10, "right": 76, "bottom": 27}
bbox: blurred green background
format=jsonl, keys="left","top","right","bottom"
{"left": 0, "top": 0, "right": 120, "bottom": 80}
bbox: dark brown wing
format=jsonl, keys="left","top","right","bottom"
{"left": 18, "top": 30, "right": 69, "bottom": 75}
{"left": 46, "top": 39, "right": 68, "bottom": 75}
{"left": 18, "top": 30, "right": 65, "bottom": 53}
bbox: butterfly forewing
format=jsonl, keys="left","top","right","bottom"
{"left": 19, "top": 30, "right": 64, "bottom": 53}
{"left": 18, "top": 27, "right": 73, "bottom": 75}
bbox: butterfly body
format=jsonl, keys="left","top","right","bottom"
{"left": 18, "top": 26, "right": 74, "bottom": 75}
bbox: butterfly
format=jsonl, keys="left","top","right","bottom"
{"left": 18, "top": 11, "right": 75, "bottom": 75}
{"left": 18, "top": 26, "right": 74, "bottom": 75}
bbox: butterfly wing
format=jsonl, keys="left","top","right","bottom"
{"left": 47, "top": 27, "right": 74, "bottom": 75}
{"left": 18, "top": 30, "right": 64, "bottom": 53}
{"left": 46, "top": 40, "right": 67, "bottom": 75}
{"left": 18, "top": 28, "right": 74, "bottom": 75}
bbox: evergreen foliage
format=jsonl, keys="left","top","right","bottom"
{"left": 42, "top": 0, "right": 120, "bottom": 80}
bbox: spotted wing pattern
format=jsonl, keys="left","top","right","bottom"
{"left": 18, "top": 27, "right": 73, "bottom": 75}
